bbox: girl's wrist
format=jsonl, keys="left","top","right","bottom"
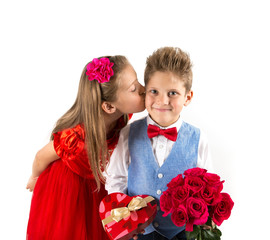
{"left": 31, "top": 174, "right": 39, "bottom": 180}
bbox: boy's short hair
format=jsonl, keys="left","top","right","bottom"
{"left": 144, "top": 47, "right": 193, "bottom": 92}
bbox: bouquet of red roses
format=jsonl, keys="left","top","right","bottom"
{"left": 160, "top": 168, "right": 234, "bottom": 240}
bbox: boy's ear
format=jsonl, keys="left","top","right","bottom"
{"left": 101, "top": 101, "right": 116, "bottom": 114}
{"left": 184, "top": 90, "right": 193, "bottom": 106}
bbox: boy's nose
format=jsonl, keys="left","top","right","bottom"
{"left": 157, "top": 94, "right": 169, "bottom": 105}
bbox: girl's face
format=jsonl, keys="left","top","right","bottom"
{"left": 113, "top": 65, "right": 145, "bottom": 114}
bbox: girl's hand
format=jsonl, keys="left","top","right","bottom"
{"left": 26, "top": 141, "right": 58, "bottom": 192}
{"left": 26, "top": 175, "right": 38, "bottom": 192}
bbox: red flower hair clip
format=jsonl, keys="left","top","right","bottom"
{"left": 86, "top": 58, "right": 114, "bottom": 83}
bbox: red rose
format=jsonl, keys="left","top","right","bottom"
{"left": 212, "top": 193, "right": 234, "bottom": 226}
{"left": 171, "top": 205, "right": 188, "bottom": 227}
{"left": 172, "top": 186, "right": 189, "bottom": 208}
{"left": 160, "top": 191, "right": 173, "bottom": 216}
{"left": 186, "top": 197, "right": 209, "bottom": 231}
{"left": 184, "top": 167, "right": 207, "bottom": 178}
{"left": 184, "top": 176, "right": 205, "bottom": 195}
{"left": 200, "top": 184, "right": 222, "bottom": 206}
{"left": 203, "top": 172, "right": 224, "bottom": 193}
{"left": 167, "top": 174, "right": 184, "bottom": 189}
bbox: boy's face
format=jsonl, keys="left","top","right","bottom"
{"left": 145, "top": 71, "right": 193, "bottom": 127}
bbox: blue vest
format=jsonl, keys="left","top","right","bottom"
{"left": 128, "top": 117, "right": 200, "bottom": 239}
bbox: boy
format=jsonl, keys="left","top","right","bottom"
{"left": 105, "top": 47, "right": 212, "bottom": 240}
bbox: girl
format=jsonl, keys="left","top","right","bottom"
{"left": 26, "top": 56, "right": 145, "bottom": 240}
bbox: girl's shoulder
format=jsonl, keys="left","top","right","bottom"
{"left": 53, "top": 124, "right": 85, "bottom": 139}
{"left": 53, "top": 124, "right": 85, "bottom": 160}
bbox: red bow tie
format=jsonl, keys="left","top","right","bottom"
{"left": 147, "top": 124, "right": 178, "bottom": 142}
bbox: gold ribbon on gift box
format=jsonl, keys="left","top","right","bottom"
{"left": 102, "top": 196, "right": 154, "bottom": 227}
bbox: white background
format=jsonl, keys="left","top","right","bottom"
{"left": 1, "top": 0, "right": 269, "bottom": 239}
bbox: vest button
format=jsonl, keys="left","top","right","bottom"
{"left": 158, "top": 173, "right": 163, "bottom": 178}
{"left": 157, "top": 189, "right": 162, "bottom": 195}
{"left": 154, "top": 222, "right": 159, "bottom": 228}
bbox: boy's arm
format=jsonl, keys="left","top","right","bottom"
{"left": 26, "top": 141, "right": 59, "bottom": 191}
{"left": 105, "top": 125, "right": 130, "bottom": 194}
{"left": 197, "top": 130, "right": 213, "bottom": 171}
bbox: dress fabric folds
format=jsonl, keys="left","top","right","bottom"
{"left": 26, "top": 115, "right": 130, "bottom": 239}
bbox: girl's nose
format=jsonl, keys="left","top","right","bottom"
{"left": 139, "top": 85, "right": 146, "bottom": 95}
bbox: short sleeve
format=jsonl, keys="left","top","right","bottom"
{"left": 53, "top": 125, "right": 85, "bottom": 161}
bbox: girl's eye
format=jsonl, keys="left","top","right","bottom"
{"left": 129, "top": 85, "right": 137, "bottom": 92}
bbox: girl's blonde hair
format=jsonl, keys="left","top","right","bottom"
{"left": 51, "top": 55, "right": 129, "bottom": 190}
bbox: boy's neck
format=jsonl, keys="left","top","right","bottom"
{"left": 149, "top": 114, "right": 181, "bottom": 128}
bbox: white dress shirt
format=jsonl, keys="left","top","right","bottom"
{"left": 105, "top": 115, "right": 212, "bottom": 194}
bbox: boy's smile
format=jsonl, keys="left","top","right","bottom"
{"left": 145, "top": 71, "right": 193, "bottom": 127}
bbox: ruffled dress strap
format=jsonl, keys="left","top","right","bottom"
{"left": 53, "top": 125, "right": 85, "bottom": 160}
{"left": 53, "top": 124, "right": 93, "bottom": 178}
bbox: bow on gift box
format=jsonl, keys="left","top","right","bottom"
{"left": 102, "top": 196, "right": 154, "bottom": 227}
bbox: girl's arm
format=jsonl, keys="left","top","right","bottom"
{"left": 26, "top": 141, "right": 59, "bottom": 192}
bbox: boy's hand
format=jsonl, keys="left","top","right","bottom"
{"left": 132, "top": 230, "right": 145, "bottom": 240}
{"left": 202, "top": 220, "right": 216, "bottom": 230}
{"left": 26, "top": 175, "right": 38, "bottom": 192}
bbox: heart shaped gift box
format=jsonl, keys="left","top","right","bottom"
{"left": 99, "top": 192, "right": 157, "bottom": 240}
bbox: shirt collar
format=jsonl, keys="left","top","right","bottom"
{"left": 146, "top": 115, "right": 183, "bottom": 132}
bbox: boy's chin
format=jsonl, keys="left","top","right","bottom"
{"left": 149, "top": 115, "right": 180, "bottom": 127}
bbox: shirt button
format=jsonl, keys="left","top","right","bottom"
{"left": 159, "top": 145, "right": 163, "bottom": 149}
{"left": 158, "top": 173, "right": 163, "bottom": 179}
{"left": 157, "top": 190, "right": 162, "bottom": 195}
{"left": 154, "top": 222, "right": 159, "bottom": 228}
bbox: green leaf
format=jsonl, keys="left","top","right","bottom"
{"left": 186, "top": 225, "right": 200, "bottom": 240}
{"left": 201, "top": 229, "right": 222, "bottom": 240}
{"left": 212, "top": 227, "right": 222, "bottom": 237}
{"left": 205, "top": 217, "right": 212, "bottom": 227}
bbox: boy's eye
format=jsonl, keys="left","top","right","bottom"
{"left": 168, "top": 91, "right": 177, "bottom": 96}
{"left": 150, "top": 89, "right": 157, "bottom": 94}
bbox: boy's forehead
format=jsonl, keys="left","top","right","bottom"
{"left": 146, "top": 72, "right": 186, "bottom": 87}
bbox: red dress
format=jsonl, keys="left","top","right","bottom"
{"left": 27, "top": 115, "right": 131, "bottom": 240}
